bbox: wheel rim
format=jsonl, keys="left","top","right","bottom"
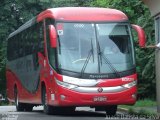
{"left": 16, "top": 95, "right": 19, "bottom": 107}
{"left": 15, "top": 90, "right": 19, "bottom": 108}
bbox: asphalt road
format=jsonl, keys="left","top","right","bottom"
{"left": 0, "top": 106, "right": 157, "bottom": 120}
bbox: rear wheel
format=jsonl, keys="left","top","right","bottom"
{"left": 105, "top": 105, "right": 117, "bottom": 116}
{"left": 15, "top": 88, "right": 33, "bottom": 112}
{"left": 14, "top": 88, "right": 24, "bottom": 111}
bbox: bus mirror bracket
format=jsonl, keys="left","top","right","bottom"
{"left": 132, "top": 24, "right": 146, "bottom": 48}
{"left": 49, "top": 25, "right": 57, "bottom": 48}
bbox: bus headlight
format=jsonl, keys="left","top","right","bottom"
{"left": 63, "top": 76, "right": 99, "bottom": 87}
{"left": 55, "top": 79, "right": 78, "bottom": 89}
{"left": 122, "top": 80, "right": 137, "bottom": 89}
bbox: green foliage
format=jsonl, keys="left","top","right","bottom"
{"left": 128, "top": 108, "right": 157, "bottom": 118}
{"left": 120, "top": 100, "right": 157, "bottom": 117}
{"left": 134, "top": 99, "right": 156, "bottom": 107}
{"left": 121, "top": 99, "right": 156, "bottom": 108}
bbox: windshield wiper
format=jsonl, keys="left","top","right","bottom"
{"left": 81, "top": 38, "right": 94, "bottom": 77}
{"left": 97, "top": 41, "right": 121, "bottom": 78}
{"left": 101, "top": 52, "right": 121, "bottom": 78}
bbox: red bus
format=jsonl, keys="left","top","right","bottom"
{"left": 6, "top": 7, "right": 146, "bottom": 116}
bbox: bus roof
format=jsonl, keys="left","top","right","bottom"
{"left": 37, "top": 7, "right": 128, "bottom": 22}
{"left": 8, "top": 7, "right": 128, "bottom": 39}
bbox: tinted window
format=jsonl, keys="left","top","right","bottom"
{"left": 7, "top": 22, "right": 44, "bottom": 61}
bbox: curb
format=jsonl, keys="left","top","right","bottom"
{"left": 118, "top": 107, "right": 159, "bottom": 116}
{"left": 118, "top": 107, "right": 129, "bottom": 113}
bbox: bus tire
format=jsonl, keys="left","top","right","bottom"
{"left": 42, "top": 87, "right": 53, "bottom": 114}
{"left": 105, "top": 105, "right": 117, "bottom": 117}
{"left": 14, "top": 88, "right": 24, "bottom": 111}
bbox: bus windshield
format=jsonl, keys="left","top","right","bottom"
{"left": 51, "top": 22, "right": 135, "bottom": 76}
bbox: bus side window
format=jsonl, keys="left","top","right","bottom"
{"left": 14, "top": 37, "right": 18, "bottom": 59}
{"left": 32, "top": 22, "right": 44, "bottom": 70}
{"left": 38, "top": 22, "right": 44, "bottom": 54}
{"left": 19, "top": 33, "right": 23, "bottom": 57}
{"left": 31, "top": 24, "right": 37, "bottom": 70}
{"left": 25, "top": 28, "right": 32, "bottom": 55}
{"left": 32, "top": 25, "right": 38, "bottom": 53}
{"left": 7, "top": 38, "right": 13, "bottom": 61}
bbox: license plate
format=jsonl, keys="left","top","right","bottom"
{"left": 93, "top": 96, "right": 107, "bottom": 102}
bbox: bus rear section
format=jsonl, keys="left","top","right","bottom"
{"left": 6, "top": 7, "right": 146, "bottom": 116}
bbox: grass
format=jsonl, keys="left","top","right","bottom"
{"left": 0, "top": 100, "right": 9, "bottom": 106}
{"left": 119, "top": 99, "right": 156, "bottom": 109}
{"left": 119, "top": 99, "right": 159, "bottom": 118}
{"left": 128, "top": 108, "right": 159, "bottom": 119}
{"left": 133, "top": 99, "right": 157, "bottom": 107}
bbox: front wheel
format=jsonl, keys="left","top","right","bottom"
{"left": 42, "top": 87, "right": 53, "bottom": 114}
{"left": 105, "top": 105, "right": 117, "bottom": 117}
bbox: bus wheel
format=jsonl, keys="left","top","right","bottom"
{"left": 42, "top": 87, "right": 53, "bottom": 114}
{"left": 105, "top": 105, "right": 117, "bottom": 117}
{"left": 14, "top": 88, "right": 24, "bottom": 111}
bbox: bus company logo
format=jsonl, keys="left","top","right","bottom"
{"left": 97, "top": 87, "right": 103, "bottom": 93}
{"left": 89, "top": 75, "right": 109, "bottom": 79}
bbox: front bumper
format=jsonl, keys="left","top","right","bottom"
{"left": 49, "top": 85, "right": 137, "bottom": 106}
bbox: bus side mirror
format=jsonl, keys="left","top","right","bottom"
{"left": 132, "top": 24, "right": 146, "bottom": 48}
{"left": 49, "top": 25, "right": 57, "bottom": 48}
